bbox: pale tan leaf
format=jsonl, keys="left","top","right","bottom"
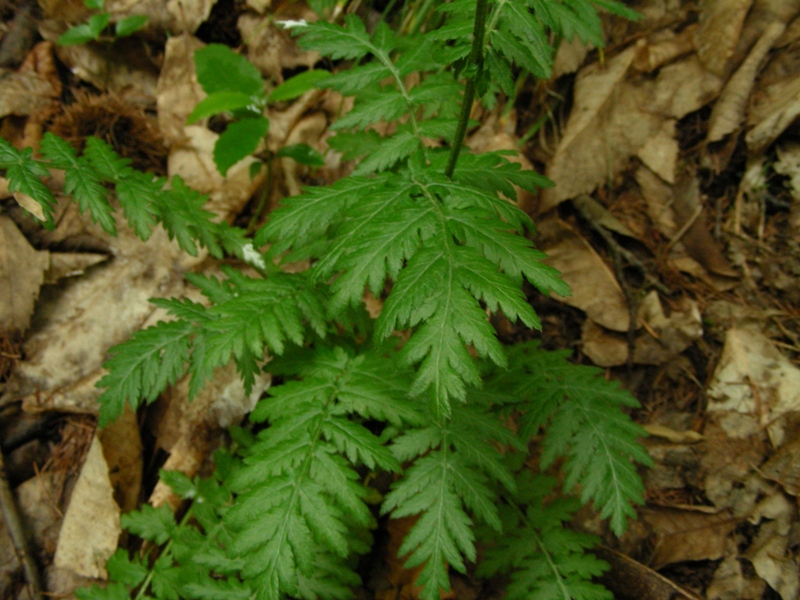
{"left": 541, "top": 46, "right": 638, "bottom": 210}
{"left": 44, "top": 252, "right": 109, "bottom": 284}
{"left": 54, "top": 434, "right": 120, "bottom": 579}
{"left": 649, "top": 55, "right": 725, "bottom": 119}
{"left": 581, "top": 319, "right": 629, "bottom": 367}
{"left": 156, "top": 34, "right": 205, "bottom": 147}
{"left": 0, "top": 215, "right": 49, "bottom": 333}
{"left": 643, "top": 424, "right": 704, "bottom": 443}
{"left": 13, "top": 191, "right": 46, "bottom": 221}
{"left": 746, "top": 497, "right": 799, "bottom": 600}
{"left": 636, "top": 119, "right": 678, "bottom": 184}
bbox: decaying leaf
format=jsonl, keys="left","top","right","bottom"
{"left": 707, "top": 326, "right": 800, "bottom": 445}
{"left": 239, "top": 10, "right": 318, "bottom": 83}
{"left": 761, "top": 434, "right": 800, "bottom": 496}
{"left": 98, "top": 406, "right": 142, "bottom": 513}
{"left": 670, "top": 172, "right": 738, "bottom": 278}
{"left": 746, "top": 494, "right": 799, "bottom": 600}
{"left": 12, "top": 225, "right": 191, "bottom": 415}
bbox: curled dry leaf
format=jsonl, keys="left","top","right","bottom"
{"left": 746, "top": 64, "right": 800, "bottom": 153}
{"left": 694, "top": 0, "right": 753, "bottom": 76}
{"left": 633, "top": 25, "right": 697, "bottom": 74}
{"left": 581, "top": 292, "right": 702, "bottom": 367}
{"left": 706, "top": 20, "right": 786, "bottom": 143}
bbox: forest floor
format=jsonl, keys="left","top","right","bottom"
{"left": 1, "top": 0, "right": 800, "bottom": 599}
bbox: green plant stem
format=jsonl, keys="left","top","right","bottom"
{"left": 444, "top": 0, "right": 489, "bottom": 179}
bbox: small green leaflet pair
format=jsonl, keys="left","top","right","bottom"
{"left": 188, "top": 44, "right": 329, "bottom": 176}
{"left": 58, "top": 0, "right": 148, "bottom": 46}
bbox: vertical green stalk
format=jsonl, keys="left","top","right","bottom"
{"left": 444, "top": 0, "right": 490, "bottom": 179}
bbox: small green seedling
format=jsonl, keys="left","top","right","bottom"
{"left": 189, "top": 45, "right": 328, "bottom": 176}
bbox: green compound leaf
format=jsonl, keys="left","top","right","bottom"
{"left": 194, "top": 44, "right": 265, "bottom": 97}
{"left": 0, "top": 138, "right": 57, "bottom": 225}
{"left": 478, "top": 474, "right": 613, "bottom": 600}
{"left": 39, "top": 132, "right": 116, "bottom": 234}
{"left": 75, "top": 582, "right": 130, "bottom": 600}
{"left": 294, "top": 15, "right": 374, "bottom": 61}
{"left": 105, "top": 550, "right": 148, "bottom": 588}
{"left": 382, "top": 401, "right": 519, "bottom": 600}
{"left": 214, "top": 116, "right": 269, "bottom": 176}
{"left": 96, "top": 320, "right": 194, "bottom": 427}
{"left": 227, "top": 346, "right": 415, "bottom": 600}
{"left": 121, "top": 504, "right": 177, "bottom": 545}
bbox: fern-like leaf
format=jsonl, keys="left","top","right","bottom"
{"left": 382, "top": 401, "right": 520, "bottom": 600}
{"left": 39, "top": 132, "right": 116, "bottom": 234}
{"left": 478, "top": 474, "right": 612, "bottom": 600}
{"left": 96, "top": 320, "right": 194, "bottom": 426}
{"left": 226, "top": 346, "right": 418, "bottom": 600}
{"left": 0, "top": 138, "right": 57, "bottom": 224}
{"left": 495, "top": 342, "right": 653, "bottom": 535}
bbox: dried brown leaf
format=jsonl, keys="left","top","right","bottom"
{"left": 641, "top": 507, "right": 737, "bottom": 568}
{"left": 538, "top": 217, "right": 630, "bottom": 331}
